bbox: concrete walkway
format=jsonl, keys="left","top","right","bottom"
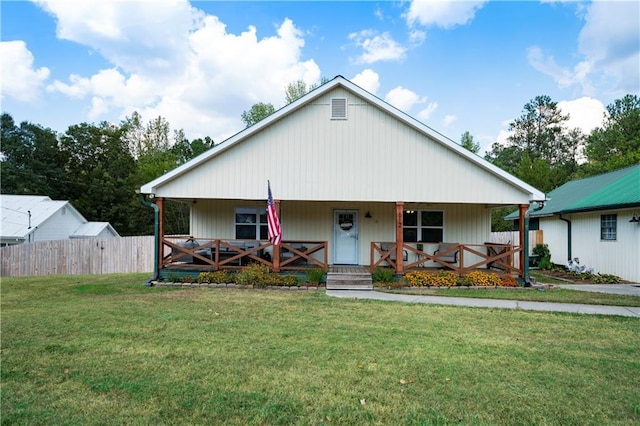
{"left": 326, "top": 290, "right": 640, "bottom": 318}
{"left": 557, "top": 284, "right": 640, "bottom": 296}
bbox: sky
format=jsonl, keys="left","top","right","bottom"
{"left": 2, "top": 0, "right": 639, "bottom": 155}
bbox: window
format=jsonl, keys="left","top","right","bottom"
{"left": 235, "top": 208, "right": 268, "bottom": 240}
{"left": 403, "top": 210, "right": 444, "bottom": 243}
{"left": 600, "top": 214, "right": 617, "bottom": 241}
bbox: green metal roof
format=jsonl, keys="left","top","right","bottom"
{"left": 506, "top": 163, "right": 640, "bottom": 219}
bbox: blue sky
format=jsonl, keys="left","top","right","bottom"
{"left": 2, "top": 1, "right": 638, "bottom": 154}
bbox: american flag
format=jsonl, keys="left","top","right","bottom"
{"left": 267, "top": 181, "right": 282, "bottom": 246}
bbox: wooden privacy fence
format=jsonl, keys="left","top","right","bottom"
{"left": 490, "top": 230, "right": 544, "bottom": 267}
{"left": 1, "top": 236, "right": 154, "bottom": 277}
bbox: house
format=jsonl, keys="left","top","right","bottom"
{"left": 140, "top": 76, "right": 545, "bottom": 280}
{"left": 507, "top": 164, "right": 640, "bottom": 282}
{"left": 0, "top": 195, "right": 120, "bottom": 246}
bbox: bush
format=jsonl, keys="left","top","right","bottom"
{"left": 404, "top": 271, "right": 458, "bottom": 287}
{"left": 533, "top": 243, "right": 552, "bottom": 270}
{"left": 305, "top": 268, "right": 325, "bottom": 284}
{"left": 181, "top": 275, "right": 196, "bottom": 283}
{"left": 235, "top": 263, "right": 272, "bottom": 287}
{"left": 198, "top": 270, "right": 233, "bottom": 284}
{"left": 593, "top": 274, "right": 621, "bottom": 284}
{"left": 372, "top": 267, "right": 394, "bottom": 283}
{"left": 501, "top": 274, "right": 518, "bottom": 287}
{"left": 462, "top": 271, "right": 502, "bottom": 287}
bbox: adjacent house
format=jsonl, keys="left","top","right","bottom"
{"left": 506, "top": 164, "right": 640, "bottom": 282}
{"left": 0, "top": 195, "right": 120, "bottom": 246}
{"left": 140, "top": 76, "right": 545, "bottom": 280}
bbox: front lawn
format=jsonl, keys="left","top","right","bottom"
{"left": 2, "top": 274, "right": 639, "bottom": 425}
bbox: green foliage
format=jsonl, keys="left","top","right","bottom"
{"left": 240, "top": 102, "right": 275, "bottom": 127}
{"left": 460, "top": 130, "right": 480, "bottom": 154}
{"left": 372, "top": 267, "right": 394, "bottom": 283}
{"left": 533, "top": 243, "right": 552, "bottom": 270}
{"left": 404, "top": 270, "right": 459, "bottom": 287}
{"left": 197, "top": 270, "right": 233, "bottom": 284}
{"left": 234, "top": 264, "right": 299, "bottom": 287}
{"left": 305, "top": 268, "right": 326, "bottom": 284}
{"left": 593, "top": 274, "right": 622, "bottom": 284}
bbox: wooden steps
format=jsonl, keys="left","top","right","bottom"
{"left": 326, "top": 271, "right": 373, "bottom": 290}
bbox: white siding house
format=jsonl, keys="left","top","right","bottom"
{"left": 507, "top": 164, "right": 640, "bottom": 283}
{"left": 141, "top": 76, "right": 545, "bottom": 278}
{"left": 0, "top": 195, "right": 120, "bottom": 246}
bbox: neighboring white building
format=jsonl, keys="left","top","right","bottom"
{"left": 507, "top": 164, "right": 640, "bottom": 283}
{"left": 0, "top": 195, "right": 120, "bottom": 246}
{"left": 141, "top": 76, "right": 545, "bottom": 278}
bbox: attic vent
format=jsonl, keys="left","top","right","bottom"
{"left": 331, "top": 98, "right": 347, "bottom": 119}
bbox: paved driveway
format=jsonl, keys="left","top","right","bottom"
{"left": 557, "top": 284, "right": 640, "bottom": 296}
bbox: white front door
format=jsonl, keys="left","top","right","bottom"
{"left": 333, "top": 210, "right": 359, "bottom": 265}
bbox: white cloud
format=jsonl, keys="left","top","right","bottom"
{"left": 528, "top": 1, "right": 639, "bottom": 97}
{"left": 349, "top": 30, "right": 407, "bottom": 64}
{"left": 557, "top": 97, "right": 606, "bottom": 134}
{"left": 578, "top": 1, "right": 640, "bottom": 94}
{"left": 351, "top": 69, "right": 380, "bottom": 95}
{"left": 405, "top": 0, "right": 488, "bottom": 29}
{"left": 385, "top": 86, "right": 426, "bottom": 111}
{"left": 0, "top": 41, "right": 50, "bottom": 103}
{"left": 36, "top": 1, "right": 321, "bottom": 142}
{"left": 418, "top": 102, "right": 438, "bottom": 121}
{"left": 443, "top": 115, "right": 457, "bottom": 127}
{"left": 527, "top": 46, "right": 594, "bottom": 94}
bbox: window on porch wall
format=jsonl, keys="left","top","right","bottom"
{"left": 235, "top": 208, "right": 268, "bottom": 240}
{"left": 600, "top": 214, "right": 617, "bottom": 241}
{"left": 403, "top": 210, "right": 444, "bottom": 243}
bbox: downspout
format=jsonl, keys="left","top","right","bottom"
{"left": 559, "top": 213, "right": 572, "bottom": 262}
{"left": 139, "top": 193, "right": 160, "bottom": 286}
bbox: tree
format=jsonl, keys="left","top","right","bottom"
{"left": 284, "top": 77, "right": 331, "bottom": 104}
{"left": 0, "top": 113, "right": 67, "bottom": 198}
{"left": 460, "top": 131, "right": 480, "bottom": 154}
{"left": 241, "top": 102, "right": 275, "bottom": 127}
{"left": 59, "top": 122, "right": 137, "bottom": 234}
{"left": 583, "top": 94, "right": 640, "bottom": 175}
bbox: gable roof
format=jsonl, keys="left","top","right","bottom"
{"left": 506, "top": 164, "right": 640, "bottom": 219}
{"left": 0, "top": 195, "right": 120, "bottom": 241}
{"left": 141, "top": 75, "right": 545, "bottom": 202}
{"left": 71, "top": 222, "right": 119, "bottom": 238}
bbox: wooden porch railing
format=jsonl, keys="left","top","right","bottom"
{"left": 371, "top": 242, "right": 523, "bottom": 276}
{"left": 162, "top": 237, "right": 328, "bottom": 272}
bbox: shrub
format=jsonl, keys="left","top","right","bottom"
{"left": 198, "top": 270, "right": 233, "bottom": 284}
{"left": 404, "top": 271, "right": 458, "bottom": 287}
{"left": 372, "top": 267, "right": 394, "bottom": 283}
{"left": 593, "top": 274, "right": 621, "bottom": 284}
{"left": 181, "top": 275, "right": 196, "bottom": 283}
{"left": 501, "top": 274, "right": 518, "bottom": 287}
{"left": 235, "top": 263, "right": 272, "bottom": 287}
{"left": 533, "top": 243, "right": 552, "bottom": 270}
{"left": 462, "top": 271, "right": 502, "bottom": 287}
{"left": 166, "top": 272, "right": 180, "bottom": 282}
{"left": 305, "top": 268, "right": 325, "bottom": 284}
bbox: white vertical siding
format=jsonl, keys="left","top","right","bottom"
{"left": 33, "top": 208, "right": 85, "bottom": 242}
{"left": 541, "top": 210, "right": 640, "bottom": 282}
{"left": 155, "top": 87, "right": 532, "bottom": 205}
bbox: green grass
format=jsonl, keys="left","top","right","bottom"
{"left": 380, "top": 287, "right": 640, "bottom": 307}
{"left": 2, "top": 273, "right": 639, "bottom": 425}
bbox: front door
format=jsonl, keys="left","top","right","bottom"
{"left": 333, "top": 210, "right": 359, "bottom": 264}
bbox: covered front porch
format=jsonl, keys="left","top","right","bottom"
{"left": 154, "top": 199, "right": 532, "bottom": 279}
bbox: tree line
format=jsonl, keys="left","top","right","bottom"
{"left": 1, "top": 89, "right": 638, "bottom": 235}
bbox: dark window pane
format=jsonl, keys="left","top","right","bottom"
{"left": 236, "top": 225, "right": 256, "bottom": 239}
{"left": 403, "top": 228, "right": 418, "bottom": 242}
{"left": 422, "top": 228, "right": 443, "bottom": 243}
{"left": 236, "top": 213, "right": 256, "bottom": 224}
{"left": 260, "top": 225, "right": 268, "bottom": 240}
{"left": 259, "top": 211, "right": 267, "bottom": 224}
{"left": 421, "top": 211, "right": 443, "bottom": 226}
{"left": 403, "top": 210, "right": 418, "bottom": 226}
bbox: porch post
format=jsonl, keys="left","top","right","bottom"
{"left": 157, "top": 197, "right": 165, "bottom": 275}
{"left": 273, "top": 199, "right": 281, "bottom": 272}
{"left": 518, "top": 204, "right": 527, "bottom": 279}
{"left": 395, "top": 202, "right": 404, "bottom": 274}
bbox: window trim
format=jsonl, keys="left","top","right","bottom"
{"left": 600, "top": 214, "right": 617, "bottom": 241}
{"left": 402, "top": 210, "right": 445, "bottom": 243}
